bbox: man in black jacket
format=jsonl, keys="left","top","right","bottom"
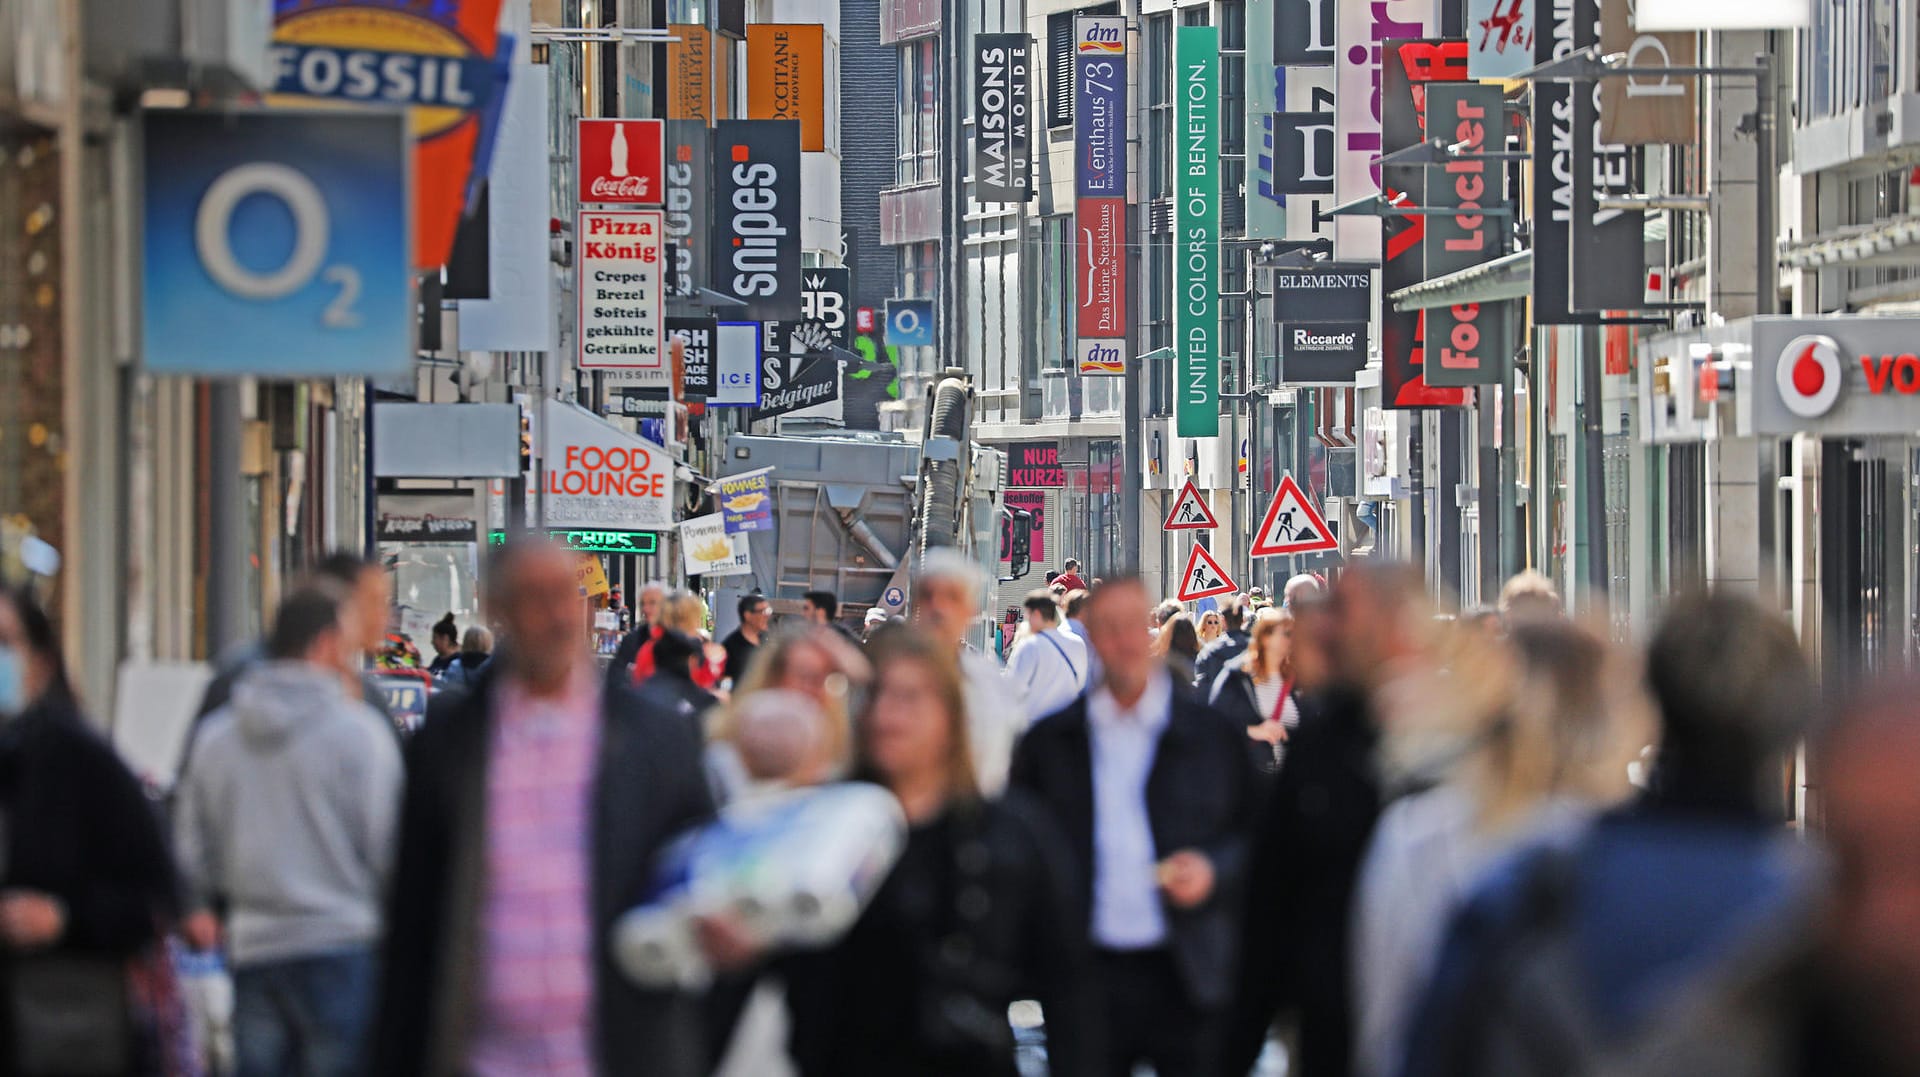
{"left": 372, "top": 541, "right": 715, "bottom": 1077}
{"left": 1224, "top": 562, "right": 1428, "bottom": 1077}
{"left": 1191, "top": 595, "right": 1251, "bottom": 690}
{"left": 1010, "top": 576, "right": 1257, "bottom": 1076}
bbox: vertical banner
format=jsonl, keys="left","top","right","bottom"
{"left": 1276, "top": 0, "right": 1339, "bottom": 64}
{"left": 670, "top": 316, "right": 719, "bottom": 399}
{"left": 578, "top": 119, "right": 666, "bottom": 206}
{"left": 974, "top": 34, "right": 1035, "bottom": 203}
{"left": 577, "top": 209, "right": 665, "bottom": 374}
{"left": 709, "top": 120, "right": 804, "bottom": 321}
{"left": 1379, "top": 39, "right": 1473, "bottom": 409}
{"left": 1569, "top": 0, "right": 1644, "bottom": 311}
{"left": 664, "top": 120, "right": 709, "bottom": 298}
{"left": 668, "top": 24, "right": 712, "bottom": 122}
{"left": 1599, "top": 0, "right": 1696, "bottom": 145}
{"left": 1424, "top": 83, "right": 1513, "bottom": 387}
{"left": 1074, "top": 15, "right": 1128, "bottom": 375}
{"left": 1531, "top": 0, "right": 1577, "bottom": 324}
{"left": 1333, "top": 0, "right": 1438, "bottom": 262}
{"left": 1175, "top": 26, "right": 1220, "bottom": 438}
{"left": 747, "top": 24, "right": 828, "bottom": 152}
{"left": 1467, "top": 0, "right": 1536, "bottom": 78}
{"left": 1246, "top": 0, "right": 1284, "bottom": 239}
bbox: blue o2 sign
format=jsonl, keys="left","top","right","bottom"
{"left": 141, "top": 109, "right": 413, "bottom": 378}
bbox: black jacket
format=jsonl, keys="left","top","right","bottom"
{"left": 1192, "top": 630, "right": 1251, "bottom": 691}
{"left": 1008, "top": 685, "right": 1257, "bottom": 1012}
{"left": 1225, "top": 682, "right": 1381, "bottom": 1077}
{"left": 783, "top": 792, "right": 1100, "bottom": 1077}
{"left": 371, "top": 665, "right": 715, "bottom": 1077}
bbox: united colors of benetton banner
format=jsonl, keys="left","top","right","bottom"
{"left": 1175, "top": 26, "right": 1219, "bottom": 438}
{"left": 1074, "top": 15, "right": 1128, "bottom": 375}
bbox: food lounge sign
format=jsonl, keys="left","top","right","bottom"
{"left": 540, "top": 399, "right": 674, "bottom": 530}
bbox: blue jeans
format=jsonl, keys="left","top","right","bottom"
{"left": 232, "top": 948, "right": 376, "bottom": 1077}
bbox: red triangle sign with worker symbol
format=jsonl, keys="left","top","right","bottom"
{"left": 1177, "top": 542, "right": 1239, "bottom": 601}
{"left": 1250, "top": 473, "right": 1339, "bottom": 557}
{"left": 1163, "top": 480, "right": 1219, "bottom": 530}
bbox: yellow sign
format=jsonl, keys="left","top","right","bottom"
{"left": 575, "top": 553, "right": 610, "bottom": 597}
{"left": 747, "top": 24, "right": 827, "bottom": 151}
{"left": 668, "top": 24, "right": 711, "bottom": 123}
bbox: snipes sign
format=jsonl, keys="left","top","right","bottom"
{"left": 709, "top": 120, "right": 803, "bottom": 321}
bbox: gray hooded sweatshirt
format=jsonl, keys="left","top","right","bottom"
{"left": 175, "top": 661, "right": 403, "bottom": 966}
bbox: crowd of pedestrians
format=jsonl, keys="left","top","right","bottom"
{"left": 7, "top": 540, "right": 1920, "bottom": 1076}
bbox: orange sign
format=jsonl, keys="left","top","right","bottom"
{"left": 668, "top": 24, "right": 711, "bottom": 123}
{"left": 747, "top": 24, "right": 827, "bottom": 151}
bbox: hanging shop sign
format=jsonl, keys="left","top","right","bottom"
{"left": 270, "top": 0, "right": 507, "bottom": 269}
{"left": 1007, "top": 442, "right": 1066, "bottom": 487}
{"left": 885, "top": 297, "right": 936, "bottom": 348}
{"left": 718, "top": 467, "right": 775, "bottom": 533}
{"left": 974, "top": 33, "right": 1035, "bottom": 202}
{"left": 664, "top": 121, "right": 710, "bottom": 299}
{"left": 747, "top": 24, "right": 828, "bottom": 152}
{"left": 141, "top": 109, "right": 413, "bottom": 378}
{"left": 710, "top": 120, "right": 804, "bottom": 321}
{"left": 1282, "top": 323, "right": 1369, "bottom": 384}
{"left": 1598, "top": 0, "right": 1696, "bottom": 145}
{"left": 488, "top": 529, "right": 660, "bottom": 555}
{"left": 1276, "top": 0, "right": 1338, "bottom": 65}
{"left": 460, "top": 27, "right": 549, "bottom": 352}
{"left": 752, "top": 354, "right": 843, "bottom": 422}
{"left": 1333, "top": 0, "right": 1438, "bottom": 262}
{"left": 540, "top": 399, "right": 674, "bottom": 531}
{"left": 711, "top": 321, "right": 764, "bottom": 407}
{"left": 1177, "top": 542, "right": 1239, "bottom": 602}
{"left": 670, "top": 316, "right": 718, "bottom": 399}
{"left": 668, "top": 24, "right": 712, "bottom": 121}
{"left": 1422, "top": 83, "right": 1513, "bottom": 388}
{"left": 1176, "top": 25, "right": 1221, "bottom": 439}
{"left": 1744, "top": 318, "right": 1920, "bottom": 436}
{"left": 577, "top": 209, "right": 665, "bottom": 377}
{"left": 375, "top": 493, "right": 480, "bottom": 544}
{"left": 1074, "top": 14, "right": 1129, "bottom": 375}
{"left": 578, "top": 119, "right": 665, "bottom": 206}
{"left": 1273, "top": 263, "right": 1371, "bottom": 323}
{"left": 1250, "top": 472, "right": 1339, "bottom": 556}
{"left": 1380, "top": 39, "right": 1473, "bottom": 409}
{"left": 681, "top": 513, "right": 754, "bottom": 576}
{"left": 1467, "top": 0, "right": 1535, "bottom": 78}
{"left": 1569, "top": 0, "right": 1644, "bottom": 312}
{"left": 1531, "top": 0, "right": 1578, "bottom": 325}
{"left": 796, "top": 268, "right": 852, "bottom": 351}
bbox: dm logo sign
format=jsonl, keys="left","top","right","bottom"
{"left": 141, "top": 110, "right": 413, "bottom": 378}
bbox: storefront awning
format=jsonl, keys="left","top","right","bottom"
{"left": 1389, "top": 249, "right": 1532, "bottom": 311}
{"left": 1779, "top": 216, "right": 1920, "bottom": 271}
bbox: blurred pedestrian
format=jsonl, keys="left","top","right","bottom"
{"left": 641, "top": 629, "right": 722, "bottom": 737}
{"left": 710, "top": 626, "right": 868, "bottom": 803}
{"left": 1227, "top": 562, "right": 1434, "bottom": 1077}
{"left": 608, "top": 580, "right": 669, "bottom": 691}
{"left": 786, "top": 626, "right": 1096, "bottom": 1077}
{"left": 0, "top": 585, "right": 180, "bottom": 1075}
{"left": 802, "top": 590, "right": 862, "bottom": 646}
{"left": 914, "top": 550, "right": 1022, "bottom": 796}
{"left": 1193, "top": 596, "right": 1251, "bottom": 691}
{"left": 372, "top": 540, "right": 715, "bottom": 1077}
{"left": 633, "top": 591, "right": 724, "bottom": 691}
{"left": 1154, "top": 612, "right": 1201, "bottom": 684}
{"left": 1011, "top": 576, "right": 1257, "bottom": 1076}
{"left": 723, "top": 594, "right": 772, "bottom": 686}
{"left": 1006, "top": 588, "right": 1090, "bottom": 725}
{"left": 1282, "top": 573, "right": 1325, "bottom": 609}
{"left": 436, "top": 625, "right": 493, "bottom": 692}
{"left": 862, "top": 606, "right": 889, "bottom": 642}
{"left": 176, "top": 582, "right": 403, "bottom": 1077}
{"left": 1151, "top": 600, "right": 1183, "bottom": 633}
{"left": 1351, "top": 620, "right": 1649, "bottom": 1077}
{"left": 428, "top": 613, "right": 460, "bottom": 676}
{"left": 1496, "top": 569, "right": 1562, "bottom": 626}
{"left": 1208, "top": 607, "right": 1315, "bottom": 773}
{"left": 1399, "top": 592, "right": 1821, "bottom": 1077}
{"left": 1054, "top": 559, "right": 1088, "bottom": 594}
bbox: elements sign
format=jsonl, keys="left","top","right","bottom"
{"left": 577, "top": 209, "right": 665, "bottom": 375}
{"left": 1074, "top": 15, "right": 1128, "bottom": 375}
{"left": 578, "top": 119, "right": 664, "bottom": 206}
{"left": 710, "top": 120, "right": 803, "bottom": 321}
{"left": 1176, "top": 26, "right": 1220, "bottom": 438}
{"left": 974, "top": 34, "right": 1034, "bottom": 202}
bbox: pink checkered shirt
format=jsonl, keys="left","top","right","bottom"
{"left": 469, "top": 671, "right": 603, "bottom": 1077}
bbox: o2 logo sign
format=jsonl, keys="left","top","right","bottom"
{"left": 142, "top": 110, "right": 411, "bottom": 379}
{"left": 885, "top": 297, "right": 936, "bottom": 348}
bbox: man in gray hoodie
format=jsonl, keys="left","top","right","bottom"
{"left": 176, "top": 582, "right": 403, "bottom": 1077}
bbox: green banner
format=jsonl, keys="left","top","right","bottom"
{"left": 1176, "top": 26, "right": 1219, "bottom": 439}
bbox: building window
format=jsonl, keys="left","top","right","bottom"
{"left": 897, "top": 38, "right": 938, "bottom": 185}
{"left": 1039, "top": 216, "right": 1072, "bottom": 369}
{"left": 1048, "top": 12, "right": 1076, "bottom": 128}
{"left": 1145, "top": 13, "right": 1173, "bottom": 202}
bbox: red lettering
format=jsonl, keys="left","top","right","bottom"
{"left": 1863, "top": 355, "right": 1894, "bottom": 393}
{"left": 1899, "top": 354, "right": 1920, "bottom": 393}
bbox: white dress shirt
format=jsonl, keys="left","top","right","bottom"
{"left": 1007, "top": 626, "right": 1090, "bottom": 724}
{"left": 960, "top": 647, "right": 1023, "bottom": 797}
{"left": 1086, "top": 670, "right": 1173, "bottom": 950}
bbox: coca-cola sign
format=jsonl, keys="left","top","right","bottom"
{"left": 579, "top": 118, "right": 665, "bottom": 207}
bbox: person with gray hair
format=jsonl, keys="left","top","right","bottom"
{"left": 1283, "top": 572, "right": 1325, "bottom": 607}
{"left": 910, "top": 548, "right": 1022, "bottom": 795}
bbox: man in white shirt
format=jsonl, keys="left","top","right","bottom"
{"left": 1007, "top": 589, "right": 1089, "bottom": 724}
{"left": 912, "top": 548, "right": 1023, "bottom": 795}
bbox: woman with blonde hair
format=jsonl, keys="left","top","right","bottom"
{"left": 783, "top": 626, "right": 1095, "bottom": 1076}
{"left": 1350, "top": 617, "right": 1652, "bottom": 1077}
{"left": 708, "top": 625, "right": 871, "bottom": 801}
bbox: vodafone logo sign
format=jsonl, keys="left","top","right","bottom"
{"left": 1776, "top": 334, "right": 1842, "bottom": 418}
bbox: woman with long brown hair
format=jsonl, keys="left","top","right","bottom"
{"left": 783, "top": 626, "right": 1096, "bottom": 1077}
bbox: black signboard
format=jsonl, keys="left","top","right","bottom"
{"left": 974, "top": 34, "right": 1034, "bottom": 202}
{"left": 1424, "top": 83, "right": 1512, "bottom": 387}
{"left": 1276, "top": 0, "right": 1336, "bottom": 65}
{"left": 670, "top": 316, "right": 718, "bottom": 399}
{"left": 1007, "top": 441, "right": 1065, "bottom": 487}
{"left": 1568, "top": 0, "right": 1644, "bottom": 311}
{"left": 1272, "top": 262, "right": 1371, "bottom": 323}
{"left": 612, "top": 387, "right": 670, "bottom": 419}
{"left": 1272, "top": 92, "right": 1337, "bottom": 196}
{"left": 709, "top": 120, "right": 803, "bottom": 321}
{"left": 1281, "top": 321, "right": 1368, "bottom": 383}
{"left": 664, "top": 120, "right": 709, "bottom": 301}
{"left": 799, "top": 267, "right": 851, "bottom": 350}
{"left": 751, "top": 352, "right": 842, "bottom": 421}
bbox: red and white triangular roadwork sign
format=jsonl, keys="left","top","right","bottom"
{"left": 1164, "top": 480, "right": 1219, "bottom": 530}
{"left": 1250, "top": 473, "right": 1339, "bottom": 557}
{"left": 1177, "top": 542, "right": 1239, "bottom": 602}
